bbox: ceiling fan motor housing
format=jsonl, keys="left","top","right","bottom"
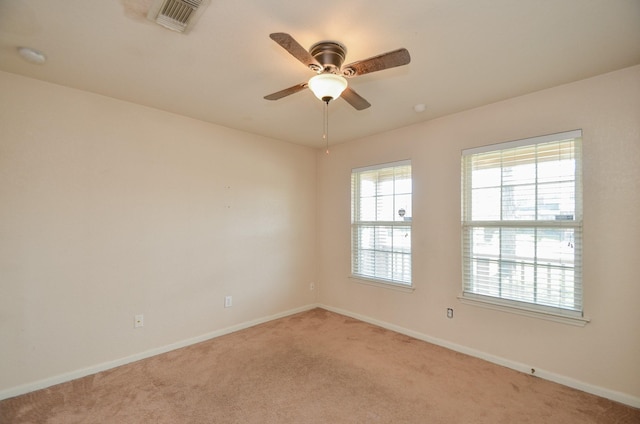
{"left": 310, "top": 41, "right": 347, "bottom": 73}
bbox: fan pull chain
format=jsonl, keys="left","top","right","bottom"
{"left": 323, "top": 99, "right": 330, "bottom": 155}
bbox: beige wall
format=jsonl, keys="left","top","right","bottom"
{"left": 2, "top": 65, "right": 639, "bottom": 405}
{"left": 0, "top": 71, "right": 317, "bottom": 394}
{"left": 317, "top": 65, "right": 640, "bottom": 403}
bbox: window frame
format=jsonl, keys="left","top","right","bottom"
{"left": 351, "top": 160, "right": 413, "bottom": 288}
{"left": 460, "top": 130, "right": 588, "bottom": 325}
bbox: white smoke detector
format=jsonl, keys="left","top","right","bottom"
{"left": 17, "top": 47, "right": 47, "bottom": 64}
{"left": 148, "top": 0, "right": 209, "bottom": 33}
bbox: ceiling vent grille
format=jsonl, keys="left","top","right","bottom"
{"left": 148, "top": 0, "right": 207, "bottom": 33}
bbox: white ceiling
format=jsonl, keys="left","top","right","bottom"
{"left": 1, "top": 0, "right": 639, "bottom": 148}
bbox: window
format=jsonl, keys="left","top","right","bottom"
{"left": 461, "top": 130, "right": 583, "bottom": 318}
{"left": 351, "top": 160, "right": 412, "bottom": 286}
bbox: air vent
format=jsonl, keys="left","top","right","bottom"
{"left": 148, "top": 0, "right": 208, "bottom": 33}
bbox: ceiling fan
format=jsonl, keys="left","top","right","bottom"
{"left": 264, "top": 33, "right": 411, "bottom": 110}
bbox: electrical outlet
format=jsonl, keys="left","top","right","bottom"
{"left": 134, "top": 314, "right": 144, "bottom": 328}
{"left": 310, "top": 282, "right": 315, "bottom": 290}
{"left": 224, "top": 296, "right": 232, "bottom": 308}
{"left": 446, "top": 308, "right": 454, "bottom": 319}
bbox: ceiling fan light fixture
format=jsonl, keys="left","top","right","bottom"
{"left": 308, "top": 74, "right": 347, "bottom": 102}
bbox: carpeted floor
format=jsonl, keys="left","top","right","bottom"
{"left": 1, "top": 308, "right": 638, "bottom": 423}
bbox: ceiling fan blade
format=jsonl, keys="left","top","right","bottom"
{"left": 342, "top": 48, "right": 411, "bottom": 77}
{"left": 341, "top": 87, "right": 371, "bottom": 110}
{"left": 264, "top": 83, "right": 308, "bottom": 101}
{"left": 270, "top": 33, "right": 322, "bottom": 71}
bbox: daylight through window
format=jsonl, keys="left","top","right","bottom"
{"left": 461, "top": 130, "right": 583, "bottom": 316}
{"left": 351, "top": 160, "right": 412, "bottom": 286}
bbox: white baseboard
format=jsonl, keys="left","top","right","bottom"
{"left": 0, "top": 304, "right": 319, "bottom": 401}
{"left": 319, "top": 304, "right": 640, "bottom": 409}
{"left": 4, "top": 303, "right": 638, "bottom": 409}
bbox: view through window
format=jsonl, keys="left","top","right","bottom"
{"left": 351, "top": 160, "right": 412, "bottom": 286}
{"left": 461, "top": 131, "right": 583, "bottom": 316}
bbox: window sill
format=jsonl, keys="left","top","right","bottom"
{"left": 349, "top": 276, "right": 415, "bottom": 293}
{"left": 458, "top": 295, "right": 590, "bottom": 327}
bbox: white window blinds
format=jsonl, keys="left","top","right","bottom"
{"left": 351, "top": 160, "right": 412, "bottom": 286}
{"left": 461, "top": 130, "right": 583, "bottom": 316}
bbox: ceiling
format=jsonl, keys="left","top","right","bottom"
{"left": 1, "top": 0, "right": 639, "bottom": 148}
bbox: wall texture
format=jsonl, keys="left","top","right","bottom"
{"left": 317, "top": 65, "right": 640, "bottom": 404}
{"left": 0, "top": 71, "right": 318, "bottom": 395}
{"left": 2, "top": 65, "right": 639, "bottom": 406}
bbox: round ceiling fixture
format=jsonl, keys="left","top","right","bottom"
{"left": 17, "top": 47, "right": 47, "bottom": 64}
{"left": 413, "top": 103, "right": 427, "bottom": 113}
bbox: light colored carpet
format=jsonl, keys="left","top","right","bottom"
{"left": 1, "top": 308, "right": 638, "bottom": 423}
